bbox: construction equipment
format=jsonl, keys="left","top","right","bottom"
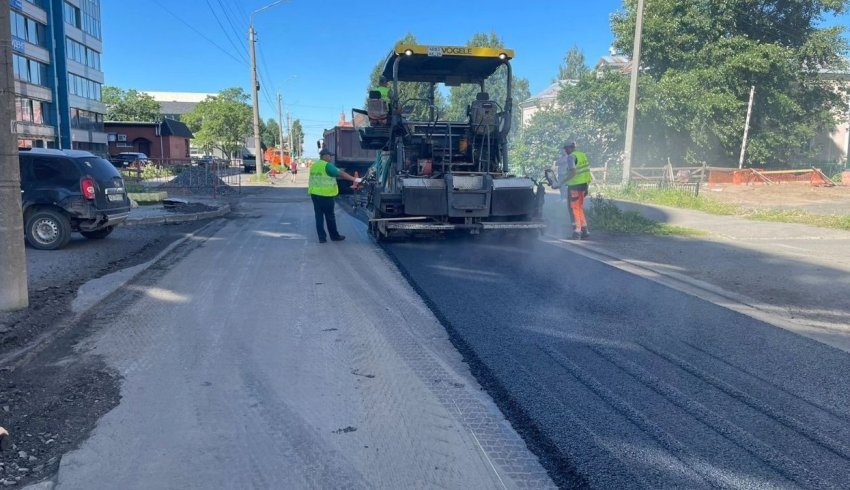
{"left": 264, "top": 147, "right": 291, "bottom": 167}
{"left": 351, "top": 43, "right": 545, "bottom": 240}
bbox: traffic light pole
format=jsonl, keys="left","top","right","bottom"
{"left": 0, "top": 0, "right": 29, "bottom": 311}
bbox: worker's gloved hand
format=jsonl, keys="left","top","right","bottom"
{"left": 354, "top": 178, "right": 363, "bottom": 184}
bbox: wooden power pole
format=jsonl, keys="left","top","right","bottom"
{"left": 622, "top": 0, "right": 646, "bottom": 185}
{"left": 0, "top": 0, "right": 29, "bottom": 311}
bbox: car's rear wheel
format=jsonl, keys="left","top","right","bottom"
{"left": 80, "top": 226, "right": 114, "bottom": 240}
{"left": 25, "top": 208, "right": 72, "bottom": 250}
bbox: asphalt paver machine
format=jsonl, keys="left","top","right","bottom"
{"left": 353, "top": 43, "right": 545, "bottom": 240}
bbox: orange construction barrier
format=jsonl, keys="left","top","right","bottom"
{"left": 707, "top": 168, "right": 834, "bottom": 187}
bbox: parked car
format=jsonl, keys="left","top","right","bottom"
{"left": 196, "top": 155, "right": 218, "bottom": 167}
{"left": 110, "top": 152, "right": 150, "bottom": 168}
{"left": 242, "top": 157, "right": 269, "bottom": 174}
{"left": 19, "top": 149, "right": 131, "bottom": 250}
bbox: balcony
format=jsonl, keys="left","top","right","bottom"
{"left": 14, "top": 121, "right": 55, "bottom": 140}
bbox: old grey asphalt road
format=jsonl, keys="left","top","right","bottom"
{"left": 53, "top": 187, "right": 554, "bottom": 490}
{"left": 383, "top": 234, "right": 850, "bottom": 489}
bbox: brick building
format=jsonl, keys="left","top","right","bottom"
{"left": 105, "top": 119, "right": 194, "bottom": 161}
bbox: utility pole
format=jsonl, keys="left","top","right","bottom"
{"left": 287, "top": 112, "right": 294, "bottom": 161}
{"left": 0, "top": 0, "right": 29, "bottom": 311}
{"left": 248, "top": 25, "right": 262, "bottom": 178}
{"left": 277, "top": 92, "right": 284, "bottom": 159}
{"left": 622, "top": 0, "right": 645, "bottom": 185}
{"left": 248, "top": 1, "right": 285, "bottom": 178}
{"left": 738, "top": 86, "right": 756, "bottom": 169}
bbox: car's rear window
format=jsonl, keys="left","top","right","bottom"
{"left": 76, "top": 157, "right": 122, "bottom": 180}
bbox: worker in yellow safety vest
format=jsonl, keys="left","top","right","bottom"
{"left": 308, "top": 148, "right": 361, "bottom": 243}
{"left": 557, "top": 142, "right": 592, "bottom": 240}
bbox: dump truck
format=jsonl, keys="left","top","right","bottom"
{"left": 351, "top": 43, "right": 545, "bottom": 240}
{"left": 320, "top": 125, "right": 377, "bottom": 193}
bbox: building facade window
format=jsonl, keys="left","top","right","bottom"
{"left": 63, "top": 2, "right": 81, "bottom": 29}
{"left": 72, "top": 142, "right": 107, "bottom": 154}
{"left": 68, "top": 73, "right": 102, "bottom": 101}
{"left": 70, "top": 108, "right": 104, "bottom": 132}
{"left": 65, "top": 37, "right": 100, "bottom": 69}
{"left": 15, "top": 97, "right": 49, "bottom": 125}
{"left": 10, "top": 11, "right": 45, "bottom": 46}
{"left": 80, "top": 0, "right": 100, "bottom": 39}
{"left": 12, "top": 54, "right": 48, "bottom": 86}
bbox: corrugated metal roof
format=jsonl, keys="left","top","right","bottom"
{"left": 158, "top": 101, "right": 198, "bottom": 116}
{"left": 520, "top": 80, "right": 572, "bottom": 107}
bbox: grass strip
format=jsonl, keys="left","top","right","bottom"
{"left": 601, "top": 186, "right": 850, "bottom": 232}
{"left": 545, "top": 197, "right": 703, "bottom": 236}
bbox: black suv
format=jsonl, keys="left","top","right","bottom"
{"left": 19, "top": 149, "right": 131, "bottom": 250}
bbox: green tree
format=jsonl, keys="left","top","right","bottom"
{"left": 607, "top": 0, "right": 849, "bottom": 166}
{"left": 291, "top": 119, "right": 304, "bottom": 157}
{"left": 102, "top": 86, "right": 160, "bottom": 122}
{"left": 366, "top": 33, "right": 446, "bottom": 120}
{"left": 556, "top": 45, "right": 589, "bottom": 81}
{"left": 444, "top": 31, "right": 531, "bottom": 136}
{"left": 509, "top": 107, "right": 569, "bottom": 179}
{"left": 262, "top": 118, "right": 281, "bottom": 148}
{"left": 183, "top": 88, "right": 252, "bottom": 157}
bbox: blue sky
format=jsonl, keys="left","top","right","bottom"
{"left": 102, "top": 1, "right": 849, "bottom": 158}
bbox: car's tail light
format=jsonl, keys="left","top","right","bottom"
{"left": 81, "top": 177, "right": 96, "bottom": 200}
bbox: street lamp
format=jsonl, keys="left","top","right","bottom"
{"left": 249, "top": 0, "right": 288, "bottom": 178}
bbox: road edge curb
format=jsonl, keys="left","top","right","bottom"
{"left": 124, "top": 204, "right": 231, "bottom": 227}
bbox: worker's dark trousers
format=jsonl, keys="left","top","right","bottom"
{"left": 311, "top": 194, "right": 341, "bottom": 240}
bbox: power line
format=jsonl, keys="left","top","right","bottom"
{"left": 215, "top": 0, "right": 249, "bottom": 52}
{"left": 150, "top": 0, "right": 244, "bottom": 66}
{"left": 258, "top": 43, "right": 278, "bottom": 96}
{"left": 204, "top": 0, "right": 249, "bottom": 66}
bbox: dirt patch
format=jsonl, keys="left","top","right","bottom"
{"left": 705, "top": 183, "right": 850, "bottom": 215}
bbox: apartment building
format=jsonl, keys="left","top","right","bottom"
{"left": 8, "top": 0, "right": 106, "bottom": 154}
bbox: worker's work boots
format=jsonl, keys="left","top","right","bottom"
{"left": 580, "top": 227, "right": 590, "bottom": 240}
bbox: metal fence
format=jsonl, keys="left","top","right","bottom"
{"left": 119, "top": 158, "right": 242, "bottom": 197}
